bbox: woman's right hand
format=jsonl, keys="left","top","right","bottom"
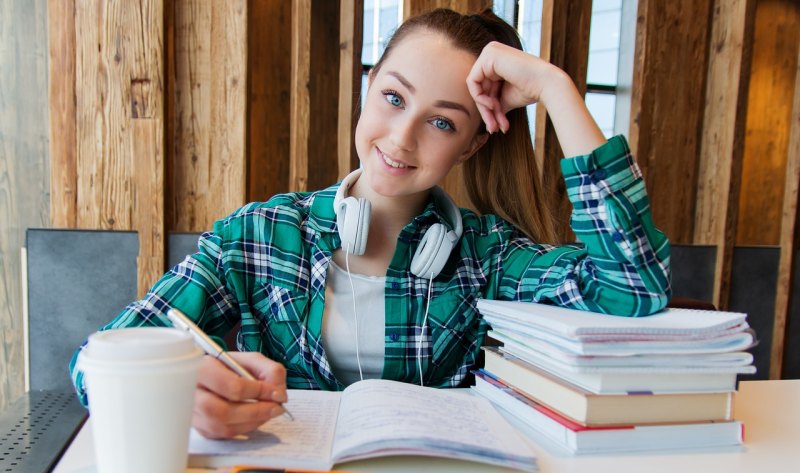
{"left": 467, "top": 41, "right": 605, "bottom": 156}
{"left": 192, "top": 352, "right": 288, "bottom": 439}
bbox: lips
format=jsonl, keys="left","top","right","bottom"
{"left": 379, "top": 148, "right": 415, "bottom": 169}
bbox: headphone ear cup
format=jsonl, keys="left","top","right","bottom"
{"left": 337, "top": 196, "right": 371, "bottom": 255}
{"left": 410, "top": 223, "right": 455, "bottom": 279}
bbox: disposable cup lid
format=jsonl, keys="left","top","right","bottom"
{"left": 82, "top": 327, "right": 199, "bottom": 363}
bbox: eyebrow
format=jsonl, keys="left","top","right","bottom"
{"left": 386, "top": 71, "right": 472, "bottom": 117}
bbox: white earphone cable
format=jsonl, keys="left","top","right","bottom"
{"left": 345, "top": 248, "right": 364, "bottom": 382}
{"left": 417, "top": 273, "right": 434, "bottom": 387}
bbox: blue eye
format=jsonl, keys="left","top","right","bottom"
{"left": 383, "top": 92, "right": 403, "bottom": 107}
{"left": 432, "top": 118, "right": 454, "bottom": 132}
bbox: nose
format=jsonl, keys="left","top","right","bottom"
{"left": 389, "top": 115, "right": 417, "bottom": 152}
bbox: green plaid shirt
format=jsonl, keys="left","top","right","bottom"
{"left": 70, "top": 135, "right": 670, "bottom": 403}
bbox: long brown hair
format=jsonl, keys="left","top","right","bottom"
{"left": 372, "top": 8, "right": 557, "bottom": 244}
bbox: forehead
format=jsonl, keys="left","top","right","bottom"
{"left": 377, "top": 31, "right": 478, "bottom": 90}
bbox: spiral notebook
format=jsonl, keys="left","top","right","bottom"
{"left": 476, "top": 300, "right": 754, "bottom": 356}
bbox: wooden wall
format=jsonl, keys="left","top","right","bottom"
{"left": 0, "top": 0, "right": 50, "bottom": 411}
{"left": 2, "top": 0, "right": 800, "bottom": 408}
{"left": 50, "top": 0, "right": 166, "bottom": 296}
{"left": 746, "top": 0, "right": 800, "bottom": 378}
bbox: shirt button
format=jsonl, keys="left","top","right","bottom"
{"left": 392, "top": 282, "right": 400, "bottom": 290}
{"left": 612, "top": 232, "right": 624, "bottom": 242}
{"left": 390, "top": 332, "right": 399, "bottom": 342}
{"left": 271, "top": 305, "right": 278, "bottom": 314}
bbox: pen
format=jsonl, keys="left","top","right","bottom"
{"left": 227, "top": 468, "right": 354, "bottom": 473}
{"left": 166, "top": 308, "right": 294, "bottom": 421}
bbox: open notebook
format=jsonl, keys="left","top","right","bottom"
{"left": 188, "top": 379, "right": 537, "bottom": 472}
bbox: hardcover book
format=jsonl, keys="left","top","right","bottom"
{"left": 472, "top": 371, "right": 744, "bottom": 454}
{"left": 483, "top": 348, "right": 734, "bottom": 426}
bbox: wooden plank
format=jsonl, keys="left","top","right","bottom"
{"left": 737, "top": 2, "right": 800, "bottom": 246}
{"left": 48, "top": 0, "right": 78, "bottom": 228}
{"left": 247, "top": 1, "right": 292, "bottom": 201}
{"left": 209, "top": 0, "right": 247, "bottom": 216}
{"left": 405, "top": 0, "right": 486, "bottom": 17}
{"left": 0, "top": 0, "right": 50, "bottom": 411}
{"left": 629, "top": 0, "right": 713, "bottom": 244}
{"left": 307, "top": 0, "right": 342, "bottom": 190}
{"left": 132, "top": 119, "right": 165, "bottom": 296}
{"left": 337, "top": 0, "right": 363, "bottom": 179}
{"left": 74, "top": 0, "right": 165, "bottom": 293}
{"left": 170, "top": 0, "right": 247, "bottom": 231}
{"left": 694, "top": 0, "right": 756, "bottom": 310}
{"left": 773, "top": 25, "right": 800, "bottom": 379}
{"left": 130, "top": 0, "right": 165, "bottom": 294}
{"left": 535, "top": 0, "right": 592, "bottom": 242}
{"left": 169, "top": 0, "right": 211, "bottom": 230}
{"left": 290, "top": 0, "right": 311, "bottom": 193}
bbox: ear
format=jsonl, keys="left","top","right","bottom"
{"left": 457, "top": 132, "right": 490, "bottom": 164}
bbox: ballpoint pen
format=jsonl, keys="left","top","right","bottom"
{"left": 227, "top": 468, "right": 355, "bottom": 473}
{"left": 166, "top": 307, "right": 294, "bottom": 421}
{"left": 226, "top": 468, "right": 357, "bottom": 473}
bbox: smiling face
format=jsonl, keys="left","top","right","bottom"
{"left": 354, "top": 31, "right": 487, "bottom": 203}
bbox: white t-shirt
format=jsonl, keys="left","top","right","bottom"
{"left": 321, "top": 260, "right": 386, "bottom": 385}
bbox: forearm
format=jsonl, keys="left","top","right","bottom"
{"left": 538, "top": 67, "right": 606, "bottom": 157}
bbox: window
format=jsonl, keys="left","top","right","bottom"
{"left": 509, "top": 0, "right": 544, "bottom": 138}
{"left": 361, "top": 0, "right": 404, "bottom": 108}
{"left": 586, "top": 0, "right": 623, "bottom": 138}
{"left": 359, "top": 1, "right": 627, "bottom": 139}
{"left": 498, "top": 0, "right": 624, "bottom": 140}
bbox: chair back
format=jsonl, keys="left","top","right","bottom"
{"left": 26, "top": 229, "right": 139, "bottom": 391}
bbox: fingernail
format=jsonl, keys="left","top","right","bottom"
{"left": 272, "top": 390, "right": 287, "bottom": 403}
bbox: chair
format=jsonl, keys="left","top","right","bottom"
{"left": 784, "top": 244, "right": 800, "bottom": 379}
{"left": 167, "top": 231, "right": 203, "bottom": 269}
{"left": 25, "top": 228, "right": 139, "bottom": 391}
{"left": 669, "top": 244, "right": 716, "bottom": 305}
{"left": 728, "top": 246, "right": 780, "bottom": 381}
{"left": 2, "top": 229, "right": 140, "bottom": 472}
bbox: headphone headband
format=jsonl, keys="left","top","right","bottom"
{"left": 333, "top": 169, "right": 463, "bottom": 279}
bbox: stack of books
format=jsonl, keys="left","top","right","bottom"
{"left": 473, "top": 299, "right": 756, "bottom": 455}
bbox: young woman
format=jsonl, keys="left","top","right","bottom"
{"left": 70, "top": 8, "right": 670, "bottom": 439}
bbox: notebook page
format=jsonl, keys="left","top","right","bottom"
{"left": 331, "top": 379, "right": 536, "bottom": 471}
{"left": 188, "top": 389, "right": 340, "bottom": 470}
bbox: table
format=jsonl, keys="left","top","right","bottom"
{"left": 53, "top": 380, "right": 800, "bottom": 472}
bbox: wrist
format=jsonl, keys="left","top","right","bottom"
{"left": 537, "top": 66, "right": 576, "bottom": 108}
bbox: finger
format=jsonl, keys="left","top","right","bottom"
{"left": 198, "top": 356, "right": 285, "bottom": 403}
{"left": 193, "top": 389, "right": 286, "bottom": 439}
{"left": 229, "top": 352, "right": 288, "bottom": 385}
{"left": 477, "top": 103, "right": 498, "bottom": 133}
{"left": 497, "top": 110, "right": 511, "bottom": 134}
{"left": 229, "top": 352, "right": 288, "bottom": 402}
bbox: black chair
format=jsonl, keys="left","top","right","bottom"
{"left": 167, "top": 231, "right": 203, "bottom": 269}
{"left": 728, "top": 246, "right": 780, "bottom": 381}
{"left": 669, "top": 244, "right": 717, "bottom": 306}
{"left": 25, "top": 228, "right": 139, "bottom": 391}
{"left": 2, "top": 228, "right": 139, "bottom": 472}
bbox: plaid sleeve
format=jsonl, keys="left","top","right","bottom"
{"left": 68, "top": 209, "right": 246, "bottom": 406}
{"left": 496, "top": 135, "right": 670, "bottom": 317}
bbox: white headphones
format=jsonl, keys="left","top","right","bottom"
{"left": 333, "top": 169, "right": 463, "bottom": 279}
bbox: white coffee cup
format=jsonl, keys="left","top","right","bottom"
{"left": 78, "top": 327, "right": 203, "bottom": 473}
